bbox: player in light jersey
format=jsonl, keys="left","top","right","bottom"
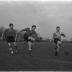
{"left": 53, "top": 26, "right": 66, "bottom": 56}
{"left": 1, "top": 23, "right": 18, "bottom": 55}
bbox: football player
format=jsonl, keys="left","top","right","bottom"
{"left": 1, "top": 23, "right": 18, "bottom": 55}
{"left": 53, "top": 26, "right": 66, "bottom": 56}
{"left": 20, "top": 25, "right": 38, "bottom": 56}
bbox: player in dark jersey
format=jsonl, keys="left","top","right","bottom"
{"left": 20, "top": 25, "right": 38, "bottom": 56}
{"left": 20, "top": 28, "right": 31, "bottom": 41}
{"left": 1, "top": 23, "right": 18, "bottom": 55}
{"left": 28, "top": 25, "right": 37, "bottom": 56}
{"left": 53, "top": 26, "right": 66, "bottom": 56}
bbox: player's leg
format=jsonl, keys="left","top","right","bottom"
{"left": 55, "top": 44, "right": 58, "bottom": 56}
{"left": 57, "top": 41, "right": 61, "bottom": 52}
{"left": 55, "top": 40, "right": 61, "bottom": 56}
{"left": 7, "top": 42, "right": 14, "bottom": 55}
{"left": 13, "top": 42, "right": 18, "bottom": 54}
{"left": 11, "top": 36, "right": 18, "bottom": 54}
{"left": 28, "top": 41, "right": 33, "bottom": 56}
{"left": 8, "top": 42, "right": 12, "bottom": 51}
{"left": 28, "top": 36, "right": 35, "bottom": 56}
{"left": 54, "top": 38, "right": 57, "bottom": 50}
{"left": 54, "top": 38, "right": 59, "bottom": 56}
{"left": 6, "top": 36, "right": 14, "bottom": 55}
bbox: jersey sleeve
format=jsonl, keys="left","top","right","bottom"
{"left": 61, "top": 32, "right": 66, "bottom": 37}
{"left": 13, "top": 30, "right": 17, "bottom": 37}
{"left": 21, "top": 28, "right": 30, "bottom": 32}
{"left": 2, "top": 29, "right": 8, "bottom": 39}
{"left": 3, "top": 29, "right": 8, "bottom": 35}
{"left": 22, "top": 29, "right": 26, "bottom": 31}
{"left": 53, "top": 33, "right": 57, "bottom": 38}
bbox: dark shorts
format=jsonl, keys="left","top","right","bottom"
{"left": 6, "top": 36, "right": 15, "bottom": 42}
{"left": 24, "top": 34, "right": 33, "bottom": 42}
{"left": 54, "top": 38, "right": 61, "bottom": 44}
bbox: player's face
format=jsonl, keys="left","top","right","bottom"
{"left": 56, "top": 27, "right": 60, "bottom": 32}
{"left": 10, "top": 25, "right": 13, "bottom": 29}
{"left": 32, "top": 27, "right": 36, "bottom": 31}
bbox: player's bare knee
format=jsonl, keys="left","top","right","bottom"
{"left": 57, "top": 41, "right": 61, "bottom": 45}
{"left": 8, "top": 43, "right": 11, "bottom": 46}
{"left": 13, "top": 42, "right": 16, "bottom": 46}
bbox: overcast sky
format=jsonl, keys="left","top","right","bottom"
{"left": 0, "top": 1, "right": 72, "bottom": 40}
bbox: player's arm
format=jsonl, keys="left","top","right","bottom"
{"left": 20, "top": 28, "right": 28, "bottom": 32}
{"left": 61, "top": 33, "right": 66, "bottom": 37}
{"left": 1, "top": 30, "right": 7, "bottom": 40}
{"left": 1, "top": 32, "right": 4, "bottom": 40}
{"left": 15, "top": 33, "right": 17, "bottom": 42}
{"left": 53, "top": 33, "right": 56, "bottom": 39}
{"left": 15, "top": 31, "right": 18, "bottom": 42}
{"left": 35, "top": 32, "right": 39, "bottom": 38}
{"left": 20, "top": 29, "right": 25, "bottom": 32}
{"left": 34, "top": 32, "right": 40, "bottom": 40}
{"left": 52, "top": 33, "right": 57, "bottom": 42}
{"left": 52, "top": 33, "right": 55, "bottom": 41}
{"left": 50, "top": 34, "right": 54, "bottom": 42}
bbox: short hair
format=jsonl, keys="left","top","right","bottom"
{"left": 9, "top": 23, "right": 13, "bottom": 26}
{"left": 32, "top": 25, "right": 36, "bottom": 28}
{"left": 56, "top": 26, "right": 60, "bottom": 29}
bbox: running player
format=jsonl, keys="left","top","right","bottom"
{"left": 20, "top": 25, "right": 38, "bottom": 56}
{"left": 1, "top": 23, "right": 18, "bottom": 55}
{"left": 53, "top": 26, "right": 66, "bottom": 56}
{"left": 28, "top": 25, "right": 38, "bottom": 56}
